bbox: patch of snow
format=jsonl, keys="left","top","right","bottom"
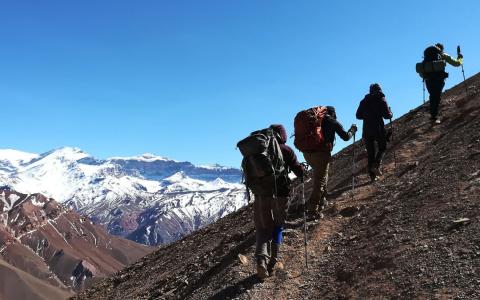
{"left": 108, "top": 153, "right": 173, "bottom": 162}
{"left": 30, "top": 196, "right": 45, "bottom": 207}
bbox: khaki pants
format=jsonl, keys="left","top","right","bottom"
{"left": 253, "top": 195, "right": 288, "bottom": 259}
{"left": 303, "top": 151, "right": 331, "bottom": 212}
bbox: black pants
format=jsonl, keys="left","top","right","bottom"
{"left": 365, "top": 135, "right": 387, "bottom": 176}
{"left": 425, "top": 77, "right": 445, "bottom": 119}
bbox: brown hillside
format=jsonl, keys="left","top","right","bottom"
{"left": 0, "top": 189, "right": 152, "bottom": 299}
{"left": 74, "top": 73, "right": 480, "bottom": 299}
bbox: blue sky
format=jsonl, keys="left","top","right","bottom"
{"left": 1, "top": 0, "right": 479, "bottom": 167}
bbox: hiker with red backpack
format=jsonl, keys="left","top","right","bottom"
{"left": 294, "top": 106, "right": 357, "bottom": 220}
{"left": 237, "top": 124, "right": 304, "bottom": 279}
{"left": 416, "top": 43, "right": 463, "bottom": 124}
{"left": 356, "top": 83, "right": 393, "bottom": 181}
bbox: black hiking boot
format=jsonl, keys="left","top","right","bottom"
{"left": 267, "top": 243, "right": 279, "bottom": 275}
{"left": 430, "top": 116, "right": 441, "bottom": 124}
{"left": 370, "top": 166, "right": 382, "bottom": 177}
{"left": 256, "top": 257, "right": 269, "bottom": 280}
{"left": 306, "top": 210, "right": 322, "bottom": 221}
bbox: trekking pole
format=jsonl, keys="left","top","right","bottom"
{"left": 422, "top": 79, "right": 426, "bottom": 104}
{"left": 457, "top": 45, "right": 468, "bottom": 97}
{"left": 351, "top": 133, "right": 356, "bottom": 201}
{"left": 302, "top": 178, "right": 308, "bottom": 269}
{"left": 389, "top": 118, "right": 397, "bottom": 170}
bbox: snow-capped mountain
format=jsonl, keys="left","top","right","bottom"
{"left": 0, "top": 147, "right": 247, "bottom": 245}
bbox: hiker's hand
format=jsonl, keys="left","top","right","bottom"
{"left": 350, "top": 124, "right": 358, "bottom": 134}
{"left": 458, "top": 53, "right": 463, "bottom": 59}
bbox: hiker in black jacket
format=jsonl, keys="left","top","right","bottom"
{"left": 356, "top": 83, "right": 393, "bottom": 181}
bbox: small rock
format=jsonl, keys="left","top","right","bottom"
{"left": 448, "top": 218, "right": 471, "bottom": 230}
{"left": 238, "top": 254, "right": 249, "bottom": 265}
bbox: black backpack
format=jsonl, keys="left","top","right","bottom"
{"left": 237, "top": 128, "right": 286, "bottom": 196}
{"left": 423, "top": 45, "right": 442, "bottom": 62}
{"left": 415, "top": 46, "right": 447, "bottom": 79}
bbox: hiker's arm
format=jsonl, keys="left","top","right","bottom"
{"left": 355, "top": 102, "right": 364, "bottom": 120}
{"left": 282, "top": 146, "right": 304, "bottom": 178}
{"left": 332, "top": 118, "right": 353, "bottom": 141}
{"left": 442, "top": 53, "right": 463, "bottom": 67}
{"left": 381, "top": 98, "right": 393, "bottom": 119}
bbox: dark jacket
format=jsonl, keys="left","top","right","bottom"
{"left": 320, "top": 115, "right": 353, "bottom": 151}
{"left": 270, "top": 124, "right": 304, "bottom": 196}
{"left": 356, "top": 91, "right": 393, "bottom": 139}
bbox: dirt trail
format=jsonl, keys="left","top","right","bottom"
{"left": 74, "top": 73, "right": 480, "bottom": 300}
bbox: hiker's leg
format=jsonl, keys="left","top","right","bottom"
{"left": 303, "top": 152, "right": 321, "bottom": 211}
{"left": 375, "top": 135, "right": 387, "bottom": 170}
{"left": 254, "top": 195, "right": 274, "bottom": 261}
{"left": 319, "top": 154, "right": 330, "bottom": 207}
{"left": 269, "top": 196, "right": 287, "bottom": 273}
{"left": 303, "top": 152, "right": 330, "bottom": 212}
{"left": 426, "top": 78, "right": 445, "bottom": 119}
{"left": 365, "top": 137, "right": 376, "bottom": 177}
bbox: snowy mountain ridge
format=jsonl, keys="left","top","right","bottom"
{"left": 0, "top": 147, "right": 247, "bottom": 245}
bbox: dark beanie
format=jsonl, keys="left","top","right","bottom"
{"left": 369, "top": 83, "right": 382, "bottom": 93}
{"left": 326, "top": 106, "right": 336, "bottom": 119}
{"left": 269, "top": 124, "right": 287, "bottom": 144}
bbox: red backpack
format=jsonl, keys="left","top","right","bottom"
{"left": 294, "top": 106, "right": 328, "bottom": 152}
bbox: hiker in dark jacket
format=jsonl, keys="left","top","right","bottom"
{"left": 254, "top": 124, "right": 304, "bottom": 279}
{"left": 422, "top": 43, "right": 463, "bottom": 124}
{"left": 303, "top": 107, "right": 357, "bottom": 219}
{"left": 356, "top": 83, "right": 393, "bottom": 181}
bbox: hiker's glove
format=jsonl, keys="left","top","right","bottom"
{"left": 458, "top": 53, "right": 464, "bottom": 59}
{"left": 349, "top": 124, "right": 358, "bottom": 134}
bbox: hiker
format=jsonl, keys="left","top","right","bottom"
{"left": 294, "top": 106, "right": 357, "bottom": 219}
{"left": 421, "top": 43, "right": 463, "bottom": 123}
{"left": 356, "top": 83, "right": 393, "bottom": 181}
{"left": 237, "top": 124, "right": 304, "bottom": 279}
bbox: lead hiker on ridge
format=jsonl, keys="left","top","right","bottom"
{"left": 294, "top": 106, "right": 357, "bottom": 220}
{"left": 356, "top": 83, "right": 393, "bottom": 181}
{"left": 417, "top": 43, "right": 463, "bottom": 124}
{"left": 237, "top": 124, "right": 304, "bottom": 279}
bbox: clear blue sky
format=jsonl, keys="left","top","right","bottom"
{"left": 1, "top": 0, "right": 479, "bottom": 167}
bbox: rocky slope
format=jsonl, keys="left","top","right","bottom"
{"left": 74, "top": 72, "right": 480, "bottom": 299}
{"left": 0, "top": 187, "right": 151, "bottom": 299}
{"left": 0, "top": 150, "right": 246, "bottom": 245}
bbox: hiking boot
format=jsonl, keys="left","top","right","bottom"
{"left": 370, "top": 166, "right": 382, "bottom": 177}
{"left": 369, "top": 173, "right": 379, "bottom": 182}
{"left": 268, "top": 243, "right": 279, "bottom": 275}
{"left": 256, "top": 257, "right": 269, "bottom": 280}
{"left": 307, "top": 210, "right": 322, "bottom": 221}
{"left": 430, "top": 116, "right": 441, "bottom": 124}
{"left": 319, "top": 197, "right": 328, "bottom": 210}
{"left": 267, "top": 257, "right": 277, "bottom": 275}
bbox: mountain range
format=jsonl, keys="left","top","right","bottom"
{"left": 0, "top": 148, "right": 247, "bottom": 246}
